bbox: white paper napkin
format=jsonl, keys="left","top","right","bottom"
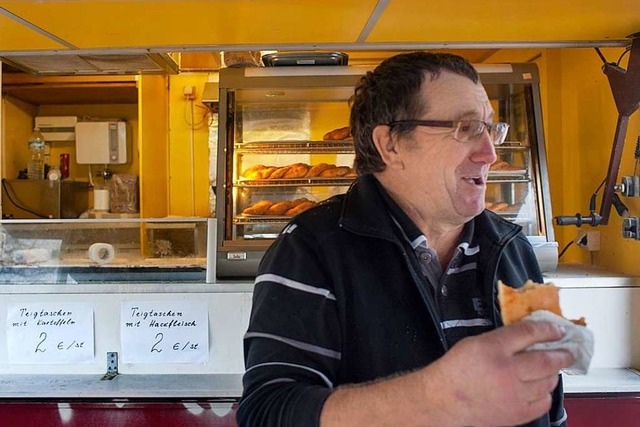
{"left": 524, "top": 310, "right": 595, "bottom": 375}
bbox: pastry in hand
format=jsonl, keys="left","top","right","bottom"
{"left": 498, "top": 280, "right": 586, "bottom": 326}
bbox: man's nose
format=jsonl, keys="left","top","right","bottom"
{"left": 471, "top": 131, "right": 497, "bottom": 164}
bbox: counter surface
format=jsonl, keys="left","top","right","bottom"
{"left": 0, "top": 369, "right": 636, "bottom": 398}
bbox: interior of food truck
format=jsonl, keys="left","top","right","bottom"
{"left": 0, "top": 1, "right": 638, "bottom": 425}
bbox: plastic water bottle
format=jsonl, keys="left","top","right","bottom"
{"left": 27, "top": 127, "right": 45, "bottom": 180}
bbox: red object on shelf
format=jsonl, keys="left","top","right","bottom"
{"left": 60, "top": 153, "right": 70, "bottom": 179}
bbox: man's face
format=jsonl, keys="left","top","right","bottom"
{"left": 393, "top": 71, "right": 497, "bottom": 226}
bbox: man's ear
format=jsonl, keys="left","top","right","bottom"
{"left": 372, "top": 125, "right": 404, "bottom": 169}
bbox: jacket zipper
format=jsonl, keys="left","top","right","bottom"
{"left": 340, "top": 223, "right": 449, "bottom": 353}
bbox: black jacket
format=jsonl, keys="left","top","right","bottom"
{"left": 238, "top": 174, "right": 566, "bottom": 427}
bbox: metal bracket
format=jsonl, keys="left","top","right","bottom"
{"left": 599, "top": 32, "right": 640, "bottom": 224}
{"left": 622, "top": 217, "right": 640, "bottom": 239}
{"left": 101, "top": 351, "right": 119, "bottom": 381}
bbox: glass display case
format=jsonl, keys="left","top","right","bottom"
{"left": 0, "top": 218, "right": 209, "bottom": 284}
{"left": 216, "top": 63, "right": 556, "bottom": 278}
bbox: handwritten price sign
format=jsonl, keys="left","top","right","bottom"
{"left": 120, "top": 301, "right": 209, "bottom": 364}
{"left": 7, "top": 303, "right": 95, "bottom": 364}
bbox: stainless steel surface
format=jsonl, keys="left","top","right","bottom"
{"left": 0, "top": 374, "right": 243, "bottom": 398}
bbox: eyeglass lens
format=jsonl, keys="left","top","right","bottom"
{"left": 455, "top": 120, "right": 508, "bottom": 145}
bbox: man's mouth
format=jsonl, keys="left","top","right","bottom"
{"left": 462, "top": 175, "right": 485, "bottom": 186}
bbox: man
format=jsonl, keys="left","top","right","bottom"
{"left": 237, "top": 52, "right": 573, "bottom": 426}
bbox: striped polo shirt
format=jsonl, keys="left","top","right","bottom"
{"left": 378, "top": 185, "right": 494, "bottom": 347}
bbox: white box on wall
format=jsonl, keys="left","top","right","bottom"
{"left": 75, "top": 121, "right": 127, "bottom": 164}
{"left": 35, "top": 116, "right": 77, "bottom": 141}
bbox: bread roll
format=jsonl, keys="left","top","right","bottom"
{"left": 242, "top": 200, "right": 274, "bottom": 215}
{"left": 490, "top": 160, "right": 510, "bottom": 171}
{"left": 256, "top": 167, "right": 278, "bottom": 180}
{"left": 305, "top": 163, "right": 333, "bottom": 178}
{"left": 266, "top": 200, "right": 293, "bottom": 216}
{"left": 289, "top": 198, "right": 311, "bottom": 208}
{"left": 269, "top": 166, "right": 291, "bottom": 179}
{"left": 323, "top": 126, "right": 351, "bottom": 141}
{"left": 491, "top": 202, "right": 509, "bottom": 212}
{"left": 242, "top": 165, "right": 267, "bottom": 180}
{"left": 285, "top": 201, "right": 316, "bottom": 216}
{"left": 319, "top": 166, "right": 351, "bottom": 178}
{"left": 283, "top": 163, "right": 310, "bottom": 179}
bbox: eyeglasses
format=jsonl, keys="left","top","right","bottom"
{"left": 387, "top": 119, "right": 510, "bottom": 145}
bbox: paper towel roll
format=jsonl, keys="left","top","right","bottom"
{"left": 94, "top": 188, "right": 110, "bottom": 211}
{"left": 88, "top": 243, "right": 115, "bottom": 264}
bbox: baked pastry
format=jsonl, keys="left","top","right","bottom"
{"left": 319, "top": 166, "right": 351, "bottom": 178}
{"left": 242, "top": 200, "right": 274, "bottom": 215}
{"left": 305, "top": 163, "right": 333, "bottom": 178}
{"left": 490, "top": 160, "right": 510, "bottom": 171}
{"left": 242, "top": 165, "right": 268, "bottom": 180}
{"left": 283, "top": 163, "right": 310, "bottom": 179}
{"left": 269, "top": 166, "right": 292, "bottom": 179}
{"left": 255, "top": 166, "right": 278, "bottom": 180}
{"left": 285, "top": 200, "right": 316, "bottom": 216}
{"left": 323, "top": 126, "right": 351, "bottom": 141}
{"left": 498, "top": 280, "right": 586, "bottom": 326}
{"left": 266, "top": 200, "right": 293, "bottom": 216}
{"left": 491, "top": 202, "right": 509, "bottom": 212}
{"left": 289, "top": 197, "right": 311, "bottom": 208}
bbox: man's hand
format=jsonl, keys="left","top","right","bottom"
{"left": 321, "top": 321, "right": 573, "bottom": 427}
{"left": 422, "top": 321, "right": 574, "bottom": 426}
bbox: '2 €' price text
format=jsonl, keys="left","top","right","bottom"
{"left": 149, "top": 332, "right": 200, "bottom": 353}
{"left": 34, "top": 332, "right": 85, "bottom": 353}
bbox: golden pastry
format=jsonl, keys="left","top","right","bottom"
{"left": 305, "top": 163, "right": 333, "bottom": 178}
{"left": 285, "top": 201, "right": 316, "bottom": 216}
{"left": 269, "top": 166, "right": 292, "bottom": 179}
{"left": 491, "top": 202, "right": 509, "bottom": 212}
{"left": 319, "top": 166, "right": 351, "bottom": 178}
{"left": 255, "top": 166, "right": 278, "bottom": 180}
{"left": 283, "top": 163, "right": 310, "bottom": 179}
{"left": 266, "top": 201, "right": 293, "bottom": 216}
{"left": 323, "top": 126, "right": 351, "bottom": 141}
{"left": 242, "top": 200, "right": 274, "bottom": 215}
{"left": 498, "top": 281, "right": 586, "bottom": 326}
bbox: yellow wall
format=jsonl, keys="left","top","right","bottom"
{"left": 167, "top": 72, "right": 212, "bottom": 217}
{"left": 138, "top": 75, "right": 170, "bottom": 218}
{"left": 541, "top": 47, "right": 640, "bottom": 273}
{"left": 1, "top": 96, "right": 36, "bottom": 179}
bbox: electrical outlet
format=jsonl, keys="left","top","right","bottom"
{"left": 573, "top": 230, "right": 588, "bottom": 246}
{"left": 585, "top": 230, "right": 600, "bottom": 251}
{"left": 575, "top": 230, "right": 600, "bottom": 251}
{"left": 183, "top": 85, "right": 196, "bottom": 100}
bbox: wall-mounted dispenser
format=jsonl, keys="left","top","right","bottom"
{"left": 34, "top": 116, "right": 77, "bottom": 141}
{"left": 75, "top": 121, "right": 127, "bottom": 164}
